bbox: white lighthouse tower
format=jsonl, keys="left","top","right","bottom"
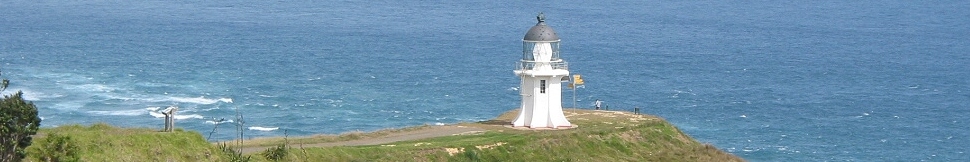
{"left": 512, "top": 13, "right": 572, "bottom": 129}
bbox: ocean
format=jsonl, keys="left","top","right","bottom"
{"left": 1, "top": 0, "right": 967, "bottom": 161}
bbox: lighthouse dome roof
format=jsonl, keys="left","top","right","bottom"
{"left": 523, "top": 13, "right": 560, "bottom": 42}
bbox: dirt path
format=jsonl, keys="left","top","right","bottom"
{"left": 240, "top": 125, "right": 486, "bottom": 154}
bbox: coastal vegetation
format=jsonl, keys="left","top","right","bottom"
{"left": 241, "top": 109, "right": 741, "bottom": 161}
{"left": 1, "top": 70, "right": 42, "bottom": 162}
{"left": 25, "top": 123, "right": 226, "bottom": 161}
{"left": 22, "top": 109, "right": 742, "bottom": 161}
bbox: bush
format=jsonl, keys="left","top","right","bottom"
{"left": 32, "top": 133, "right": 79, "bottom": 162}
{"left": 219, "top": 143, "right": 251, "bottom": 162}
{"left": 262, "top": 143, "right": 287, "bottom": 161}
{"left": 1, "top": 70, "right": 42, "bottom": 162}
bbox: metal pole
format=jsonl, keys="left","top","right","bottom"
{"left": 573, "top": 86, "right": 577, "bottom": 109}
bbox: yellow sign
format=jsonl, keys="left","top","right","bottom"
{"left": 572, "top": 74, "right": 584, "bottom": 85}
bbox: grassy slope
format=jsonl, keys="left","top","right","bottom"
{"left": 24, "top": 109, "right": 743, "bottom": 161}
{"left": 24, "top": 123, "right": 227, "bottom": 162}
{"left": 247, "top": 109, "right": 744, "bottom": 161}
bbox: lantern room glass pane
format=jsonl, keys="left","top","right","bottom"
{"left": 550, "top": 42, "right": 561, "bottom": 61}
{"left": 523, "top": 41, "right": 561, "bottom": 61}
{"left": 522, "top": 42, "right": 535, "bottom": 61}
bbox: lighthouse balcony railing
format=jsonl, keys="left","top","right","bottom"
{"left": 515, "top": 61, "right": 568, "bottom": 71}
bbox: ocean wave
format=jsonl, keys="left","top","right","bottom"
{"left": 175, "top": 114, "right": 205, "bottom": 120}
{"left": 5, "top": 88, "right": 63, "bottom": 101}
{"left": 248, "top": 126, "right": 279, "bottom": 131}
{"left": 67, "top": 84, "right": 118, "bottom": 92}
{"left": 148, "top": 111, "right": 165, "bottom": 118}
{"left": 205, "top": 119, "right": 234, "bottom": 125}
{"left": 147, "top": 110, "right": 204, "bottom": 119}
{"left": 167, "top": 96, "right": 233, "bottom": 104}
{"left": 88, "top": 109, "right": 146, "bottom": 116}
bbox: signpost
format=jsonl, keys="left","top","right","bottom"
{"left": 570, "top": 74, "right": 584, "bottom": 109}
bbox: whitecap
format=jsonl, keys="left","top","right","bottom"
{"left": 8, "top": 89, "right": 63, "bottom": 101}
{"left": 205, "top": 119, "right": 234, "bottom": 125}
{"left": 147, "top": 111, "right": 203, "bottom": 120}
{"left": 168, "top": 96, "right": 233, "bottom": 104}
{"left": 148, "top": 111, "right": 166, "bottom": 118}
{"left": 218, "top": 98, "right": 233, "bottom": 103}
{"left": 168, "top": 96, "right": 219, "bottom": 104}
{"left": 88, "top": 109, "right": 146, "bottom": 116}
{"left": 174, "top": 114, "right": 204, "bottom": 120}
{"left": 248, "top": 126, "right": 279, "bottom": 131}
{"left": 71, "top": 84, "right": 117, "bottom": 92}
{"left": 145, "top": 107, "right": 161, "bottom": 111}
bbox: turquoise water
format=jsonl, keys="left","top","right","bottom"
{"left": 2, "top": 0, "right": 968, "bottom": 161}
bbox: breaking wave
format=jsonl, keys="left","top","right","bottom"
{"left": 205, "top": 119, "right": 234, "bottom": 125}
{"left": 167, "top": 96, "right": 233, "bottom": 104}
{"left": 147, "top": 110, "right": 204, "bottom": 120}
{"left": 248, "top": 126, "right": 279, "bottom": 131}
{"left": 88, "top": 109, "right": 146, "bottom": 116}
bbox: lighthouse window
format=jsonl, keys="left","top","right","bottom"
{"left": 540, "top": 80, "right": 546, "bottom": 93}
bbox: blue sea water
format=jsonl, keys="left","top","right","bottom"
{"left": 2, "top": 0, "right": 968, "bottom": 161}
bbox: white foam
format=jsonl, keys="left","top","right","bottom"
{"left": 248, "top": 126, "right": 279, "bottom": 131}
{"left": 69, "top": 84, "right": 117, "bottom": 92}
{"left": 205, "top": 119, "right": 234, "bottom": 125}
{"left": 6, "top": 88, "right": 63, "bottom": 101}
{"left": 52, "top": 101, "right": 86, "bottom": 110}
{"left": 167, "top": 96, "right": 233, "bottom": 104}
{"left": 88, "top": 109, "right": 146, "bottom": 116}
{"left": 174, "top": 114, "right": 204, "bottom": 120}
{"left": 218, "top": 98, "right": 233, "bottom": 103}
{"left": 168, "top": 96, "right": 219, "bottom": 104}
{"left": 149, "top": 111, "right": 165, "bottom": 118}
{"left": 147, "top": 110, "right": 203, "bottom": 120}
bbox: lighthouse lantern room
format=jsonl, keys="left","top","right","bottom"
{"left": 512, "top": 13, "right": 572, "bottom": 129}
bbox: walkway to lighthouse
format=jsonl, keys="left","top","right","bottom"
{"left": 239, "top": 109, "right": 637, "bottom": 154}
{"left": 239, "top": 125, "right": 486, "bottom": 154}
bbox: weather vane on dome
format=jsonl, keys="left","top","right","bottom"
{"left": 537, "top": 12, "right": 545, "bottom": 22}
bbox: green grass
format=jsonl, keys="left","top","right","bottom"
{"left": 24, "top": 123, "right": 227, "bottom": 162}
{"left": 237, "top": 125, "right": 434, "bottom": 147}
{"left": 245, "top": 109, "right": 744, "bottom": 161}
{"left": 24, "top": 110, "right": 743, "bottom": 161}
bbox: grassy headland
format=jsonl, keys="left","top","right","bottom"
{"left": 25, "top": 109, "right": 743, "bottom": 161}
{"left": 24, "top": 123, "right": 226, "bottom": 161}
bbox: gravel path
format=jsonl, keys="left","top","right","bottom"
{"left": 240, "top": 125, "right": 486, "bottom": 154}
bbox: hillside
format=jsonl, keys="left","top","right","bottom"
{"left": 25, "top": 109, "right": 743, "bottom": 161}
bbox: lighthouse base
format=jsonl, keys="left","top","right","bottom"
{"left": 511, "top": 106, "right": 572, "bottom": 129}
{"left": 505, "top": 124, "right": 577, "bottom": 130}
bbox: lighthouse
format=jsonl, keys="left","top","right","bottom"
{"left": 512, "top": 13, "right": 572, "bottom": 129}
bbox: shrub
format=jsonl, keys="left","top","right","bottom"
{"left": 32, "top": 133, "right": 79, "bottom": 162}
{"left": 261, "top": 144, "right": 287, "bottom": 161}
{"left": 219, "top": 143, "right": 251, "bottom": 162}
{"left": 1, "top": 71, "right": 42, "bottom": 162}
